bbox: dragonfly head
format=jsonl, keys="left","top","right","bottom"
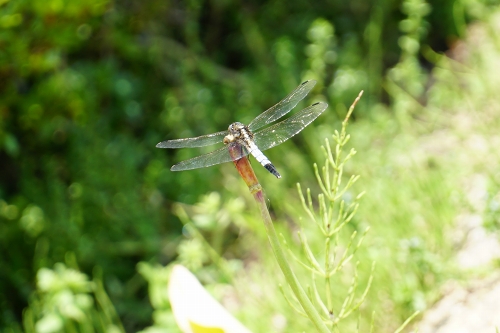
{"left": 224, "top": 122, "right": 247, "bottom": 144}
{"left": 228, "top": 122, "right": 245, "bottom": 133}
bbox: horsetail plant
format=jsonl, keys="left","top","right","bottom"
{"left": 230, "top": 91, "right": 369, "bottom": 332}
{"left": 228, "top": 143, "right": 331, "bottom": 333}
{"left": 291, "top": 90, "right": 373, "bottom": 328}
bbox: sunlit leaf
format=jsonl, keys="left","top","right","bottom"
{"left": 190, "top": 322, "right": 225, "bottom": 333}
{"left": 168, "top": 265, "right": 253, "bottom": 333}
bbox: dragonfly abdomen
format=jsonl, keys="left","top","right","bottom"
{"left": 247, "top": 141, "right": 281, "bottom": 179}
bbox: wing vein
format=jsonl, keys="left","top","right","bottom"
{"left": 248, "top": 80, "right": 317, "bottom": 131}
{"left": 253, "top": 102, "right": 328, "bottom": 152}
{"left": 156, "top": 131, "right": 227, "bottom": 148}
{"left": 170, "top": 143, "right": 249, "bottom": 171}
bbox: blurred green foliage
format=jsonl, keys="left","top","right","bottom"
{"left": 22, "top": 262, "right": 124, "bottom": 333}
{"left": 1, "top": 0, "right": 500, "bottom": 331}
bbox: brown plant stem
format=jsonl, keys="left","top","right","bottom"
{"left": 228, "top": 145, "right": 330, "bottom": 333}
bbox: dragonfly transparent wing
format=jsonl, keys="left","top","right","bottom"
{"left": 253, "top": 102, "right": 328, "bottom": 151}
{"left": 156, "top": 131, "right": 227, "bottom": 148}
{"left": 248, "top": 80, "right": 317, "bottom": 131}
{"left": 170, "top": 142, "right": 249, "bottom": 171}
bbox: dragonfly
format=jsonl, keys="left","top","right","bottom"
{"left": 156, "top": 80, "right": 328, "bottom": 179}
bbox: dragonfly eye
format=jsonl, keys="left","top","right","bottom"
{"left": 228, "top": 122, "right": 244, "bottom": 134}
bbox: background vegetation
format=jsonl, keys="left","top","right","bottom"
{"left": 1, "top": 0, "right": 500, "bottom": 332}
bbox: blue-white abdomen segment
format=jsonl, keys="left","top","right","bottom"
{"left": 247, "top": 141, "right": 281, "bottom": 178}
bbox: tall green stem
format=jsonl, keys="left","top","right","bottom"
{"left": 229, "top": 145, "right": 330, "bottom": 333}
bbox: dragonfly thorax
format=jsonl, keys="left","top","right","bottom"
{"left": 223, "top": 122, "right": 254, "bottom": 145}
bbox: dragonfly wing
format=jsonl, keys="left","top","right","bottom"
{"left": 248, "top": 80, "right": 317, "bottom": 131}
{"left": 156, "top": 131, "right": 227, "bottom": 148}
{"left": 253, "top": 102, "right": 328, "bottom": 151}
{"left": 171, "top": 143, "right": 249, "bottom": 171}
